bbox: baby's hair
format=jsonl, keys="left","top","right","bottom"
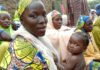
{"left": 72, "top": 32, "right": 89, "bottom": 49}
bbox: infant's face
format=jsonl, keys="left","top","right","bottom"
{"left": 0, "top": 13, "right": 11, "bottom": 28}
{"left": 67, "top": 35, "right": 85, "bottom": 55}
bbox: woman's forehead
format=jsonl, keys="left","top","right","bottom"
{"left": 28, "top": 1, "right": 45, "bottom": 10}
{"left": 25, "top": 2, "right": 46, "bottom": 14}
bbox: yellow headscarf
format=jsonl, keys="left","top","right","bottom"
{"left": 17, "top": 0, "right": 32, "bottom": 18}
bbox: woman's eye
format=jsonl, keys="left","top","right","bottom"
{"left": 29, "top": 14, "right": 37, "bottom": 18}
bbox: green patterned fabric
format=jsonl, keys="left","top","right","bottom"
{"left": 0, "top": 35, "right": 48, "bottom": 70}
{"left": 91, "top": 61, "right": 100, "bottom": 70}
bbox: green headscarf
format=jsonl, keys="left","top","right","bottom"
{"left": 76, "top": 15, "right": 89, "bottom": 29}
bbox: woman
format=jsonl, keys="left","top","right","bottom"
{"left": 76, "top": 15, "right": 100, "bottom": 70}
{"left": 0, "top": 0, "right": 59, "bottom": 70}
{"left": 46, "top": 10, "right": 70, "bottom": 31}
{"left": 46, "top": 10, "right": 73, "bottom": 65}
{"left": 90, "top": 4, "right": 100, "bottom": 70}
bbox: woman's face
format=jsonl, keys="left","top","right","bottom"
{"left": 21, "top": 1, "right": 47, "bottom": 37}
{"left": 0, "top": 13, "right": 11, "bottom": 28}
{"left": 67, "top": 35, "right": 85, "bottom": 55}
{"left": 52, "top": 15, "right": 62, "bottom": 30}
{"left": 83, "top": 19, "right": 93, "bottom": 32}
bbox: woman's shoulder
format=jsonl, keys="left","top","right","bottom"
{"left": 14, "top": 35, "right": 37, "bottom": 50}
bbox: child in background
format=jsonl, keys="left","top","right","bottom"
{"left": 0, "top": 5, "right": 12, "bottom": 66}
{"left": 0, "top": 5, "right": 19, "bottom": 35}
{"left": 0, "top": 5, "right": 12, "bottom": 41}
{"left": 60, "top": 32, "right": 89, "bottom": 70}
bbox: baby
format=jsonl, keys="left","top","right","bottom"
{"left": 61, "top": 32, "right": 89, "bottom": 70}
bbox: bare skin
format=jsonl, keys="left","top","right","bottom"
{"left": 59, "top": 32, "right": 89, "bottom": 70}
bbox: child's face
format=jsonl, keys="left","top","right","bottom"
{"left": 21, "top": 1, "right": 47, "bottom": 37}
{"left": 67, "top": 34, "right": 85, "bottom": 54}
{"left": 0, "top": 13, "right": 11, "bottom": 28}
{"left": 52, "top": 15, "right": 62, "bottom": 30}
{"left": 83, "top": 19, "right": 93, "bottom": 32}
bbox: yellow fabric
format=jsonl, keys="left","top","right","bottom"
{"left": 14, "top": 36, "right": 43, "bottom": 69}
{"left": 0, "top": 50, "right": 11, "bottom": 69}
{"left": 92, "top": 16, "right": 100, "bottom": 49}
{"left": 17, "top": 0, "right": 32, "bottom": 18}
{"left": 0, "top": 42, "right": 10, "bottom": 67}
{"left": 84, "top": 33, "right": 100, "bottom": 65}
{"left": 13, "top": 10, "right": 20, "bottom": 21}
{"left": 0, "top": 36, "right": 47, "bottom": 69}
{"left": 14, "top": 36, "right": 37, "bottom": 63}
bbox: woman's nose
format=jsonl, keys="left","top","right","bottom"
{"left": 38, "top": 16, "right": 46, "bottom": 24}
{"left": 59, "top": 20, "right": 62, "bottom": 24}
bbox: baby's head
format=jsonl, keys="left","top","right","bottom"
{"left": 0, "top": 9, "right": 11, "bottom": 29}
{"left": 67, "top": 32, "right": 89, "bottom": 55}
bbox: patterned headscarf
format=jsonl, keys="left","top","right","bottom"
{"left": 16, "top": 0, "right": 32, "bottom": 18}
{"left": 76, "top": 15, "right": 89, "bottom": 29}
{"left": 46, "top": 10, "right": 61, "bottom": 29}
{"left": 95, "top": 4, "right": 100, "bottom": 16}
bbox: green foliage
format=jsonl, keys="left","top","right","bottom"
{"left": 88, "top": 0, "right": 100, "bottom": 9}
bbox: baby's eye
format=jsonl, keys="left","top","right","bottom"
{"left": 75, "top": 44, "right": 80, "bottom": 47}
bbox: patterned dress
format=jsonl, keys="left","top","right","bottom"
{"left": 0, "top": 35, "right": 48, "bottom": 70}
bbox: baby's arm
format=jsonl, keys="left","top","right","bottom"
{"left": 74, "top": 55, "right": 86, "bottom": 70}
{"left": 0, "top": 30, "right": 12, "bottom": 41}
{"left": 62, "top": 55, "right": 85, "bottom": 70}
{"left": 61, "top": 56, "right": 78, "bottom": 70}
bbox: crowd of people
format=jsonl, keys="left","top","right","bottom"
{"left": 0, "top": 0, "right": 100, "bottom": 70}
